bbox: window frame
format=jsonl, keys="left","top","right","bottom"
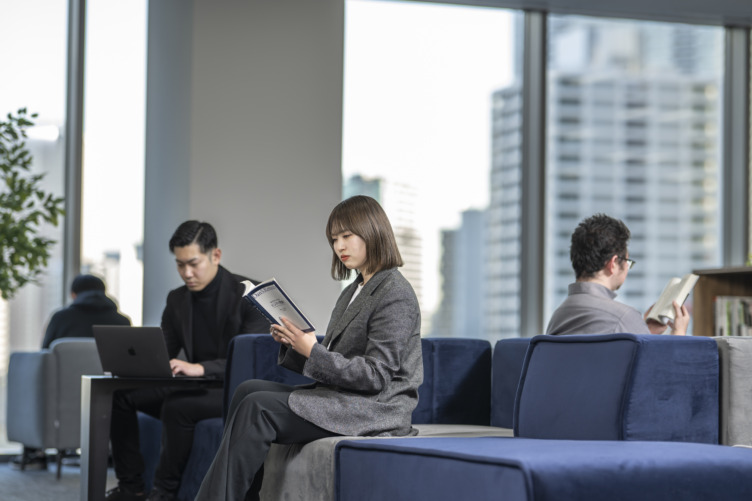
{"left": 61, "top": 0, "right": 749, "bottom": 337}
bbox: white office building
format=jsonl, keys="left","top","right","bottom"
{"left": 343, "top": 174, "right": 424, "bottom": 314}
{"left": 485, "top": 19, "right": 721, "bottom": 339}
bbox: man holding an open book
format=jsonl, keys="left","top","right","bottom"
{"left": 546, "top": 213, "right": 690, "bottom": 336}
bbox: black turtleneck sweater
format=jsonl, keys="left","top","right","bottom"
{"left": 191, "top": 267, "right": 223, "bottom": 362}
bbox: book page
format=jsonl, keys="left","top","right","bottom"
{"left": 247, "top": 280, "right": 315, "bottom": 332}
{"left": 646, "top": 273, "right": 699, "bottom": 325}
{"left": 652, "top": 277, "right": 682, "bottom": 319}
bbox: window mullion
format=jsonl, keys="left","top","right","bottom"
{"left": 519, "top": 10, "right": 547, "bottom": 337}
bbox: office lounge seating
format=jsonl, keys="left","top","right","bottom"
{"left": 513, "top": 333, "right": 719, "bottom": 443}
{"left": 176, "top": 333, "right": 324, "bottom": 499}
{"left": 258, "top": 337, "right": 512, "bottom": 501}
{"left": 137, "top": 333, "right": 323, "bottom": 496}
{"left": 6, "top": 337, "right": 103, "bottom": 478}
{"left": 139, "top": 332, "right": 740, "bottom": 501}
{"left": 334, "top": 334, "right": 736, "bottom": 501}
{"left": 137, "top": 334, "right": 514, "bottom": 500}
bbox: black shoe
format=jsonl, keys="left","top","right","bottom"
{"left": 10, "top": 451, "right": 48, "bottom": 471}
{"left": 104, "top": 486, "right": 146, "bottom": 501}
{"left": 146, "top": 486, "right": 176, "bottom": 501}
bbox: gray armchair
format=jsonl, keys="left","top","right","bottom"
{"left": 6, "top": 337, "right": 103, "bottom": 478}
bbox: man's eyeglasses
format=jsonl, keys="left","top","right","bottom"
{"left": 619, "top": 256, "right": 636, "bottom": 270}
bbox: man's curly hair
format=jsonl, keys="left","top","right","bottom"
{"left": 570, "top": 214, "right": 630, "bottom": 280}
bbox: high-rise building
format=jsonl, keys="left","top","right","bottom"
{"left": 432, "top": 209, "right": 486, "bottom": 338}
{"left": 485, "top": 84, "right": 523, "bottom": 339}
{"left": 485, "top": 19, "right": 721, "bottom": 339}
{"left": 343, "top": 174, "right": 424, "bottom": 315}
{"left": 432, "top": 229, "right": 457, "bottom": 339}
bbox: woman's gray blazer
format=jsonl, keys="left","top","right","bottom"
{"left": 278, "top": 267, "right": 422, "bottom": 437}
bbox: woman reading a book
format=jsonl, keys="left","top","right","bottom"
{"left": 196, "top": 195, "right": 423, "bottom": 501}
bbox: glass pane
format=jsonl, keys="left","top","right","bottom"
{"left": 0, "top": 0, "right": 68, "bottom": 453}
{"left": 343, "top": 0, "right": 519, "bottom": 339}
{"left": 544, "top": 16, "right": 724, "bottom": 334}
{"left": 81, "top": 0, "right": 147, "bottom": 325}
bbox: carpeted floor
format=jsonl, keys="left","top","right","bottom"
{"left": 0, "top": 458, "right": 117, "bottom": 501}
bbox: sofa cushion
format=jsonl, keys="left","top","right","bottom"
{"left": 514, "top": 334, "right": 719, "bottom": 443}
{"left": 413, "top": 338, "right": 492, "bottom": 425}
{"left": 335, "top": 437, "right": 752, "bottom": 501}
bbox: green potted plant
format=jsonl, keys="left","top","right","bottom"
{"left": 0, "top": 108, "right": 65, "bottom": 300}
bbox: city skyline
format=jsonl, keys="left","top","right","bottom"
{"left": 484, "top": 16, "right": 723, "bottom": 339}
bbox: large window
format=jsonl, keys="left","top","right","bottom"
{"left": 0, "top": 0, "right": 147, "bottom": 455}
{"left": 343, "top": 0, "right": 520, "bottom": 339}
{"left": 0, "top": 0, "right": 68, "bottom": 453}
{"left": 345, "top": 2, "right": 729, "bottom": 341}
{"left": 543, "top": 16, "right": 724, "bottom": 333}
{"left": 81, "top": 0, "right": 147, "bottom": 326}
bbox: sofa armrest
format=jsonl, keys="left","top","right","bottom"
{"left": 491, "top": 338, "right": 531, "bottom": 428}
{"left": 50, "top": 338, "right": 102, "bottom": 449}
{"left": 714, "top": 336, "right": 752, "bottom": 446}
{"left": 6, "top": 350, "right": 56, "bottom": 448}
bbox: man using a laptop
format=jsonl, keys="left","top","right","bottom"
{"left": 106, "top": 221, "right": 270, "bottom": 501}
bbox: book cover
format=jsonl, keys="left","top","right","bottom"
{"left": 646, "top": 273, "right": 700, "bottom": 325}
{"left": 241, "top": 278, "right": 315, "bottom": 332}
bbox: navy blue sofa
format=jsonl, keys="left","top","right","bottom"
{"left": 137, "top": 332, "right": 747, "bottom": 501}
{"left": 334, "top": 334, "right": 752, "bottom": 501}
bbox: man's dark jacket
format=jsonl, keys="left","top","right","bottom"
{"left": 160, "top": 265, "right": 270, "bottom": 379}
{"left": 42, "top": 290, "right": 131, "bottom": 349}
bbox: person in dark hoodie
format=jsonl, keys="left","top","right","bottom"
{"left": 41, "top": 273, "right": 131, "bottom": 348}
{"left": 12, "top": 274, "right": 131, "bottom": 470}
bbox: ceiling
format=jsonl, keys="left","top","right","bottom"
{"left": 409, "top": 0, "right": 752, "bottom": 28}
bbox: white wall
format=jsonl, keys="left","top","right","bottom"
{"left": 143, "top": 0, "right": 344, "bottom": 332}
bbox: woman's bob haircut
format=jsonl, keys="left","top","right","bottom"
{"left": 326, "top": 195, "right": 403, "bottom": 280}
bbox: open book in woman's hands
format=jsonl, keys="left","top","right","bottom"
{"left": 645, "top": 273, "right": 699, "bottom": 325}
{"left": 241, "top": 278, "right": 315, "bottom": 332}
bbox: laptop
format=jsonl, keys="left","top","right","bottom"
{"left": 93, "top": 325, "right": 183, "bottom": 378}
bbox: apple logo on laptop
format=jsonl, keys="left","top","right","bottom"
{"left": 128, "top": 346, "right": 137, "bottom": 356}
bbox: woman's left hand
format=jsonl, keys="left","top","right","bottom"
{"left": 271, "top": 317, "right": 317, "bottom": 358}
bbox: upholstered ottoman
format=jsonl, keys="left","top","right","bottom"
{"left": 335, "top": 437, "right": 752, "bottom": 501}
{"left": 514, "top": 334, "right": 719, "bottom": 443}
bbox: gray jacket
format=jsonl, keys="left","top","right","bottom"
{"left": 279, "top": 268, "right": 422, "bottom": 437}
